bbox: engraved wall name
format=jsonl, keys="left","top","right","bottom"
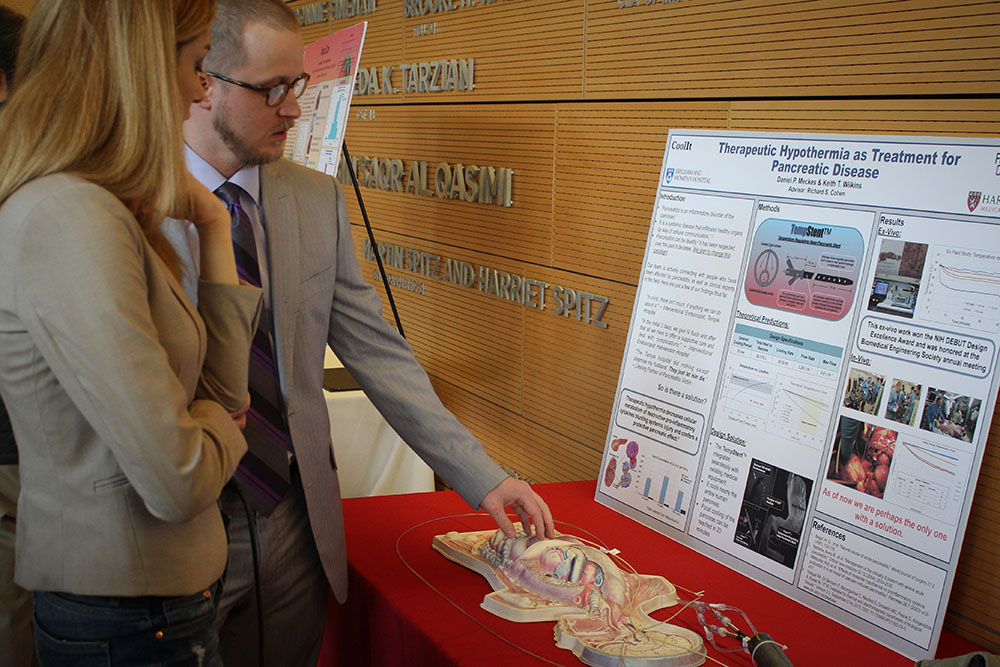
{"left": 294, "top": 0, "right": 377, "bottom": 25}
{"left": 355, "top": 58, "right": 474, "bottom": 95}
{"left": 296, "top": 0, "right": 502, "bottom": 26}
{"left": 362, "top": 239, "right": 610, "bottom": 328}
{"left": 340, "top": 154, "right": 513, "bottom": 207}
{"left": 404, "top": 0, "right": 499, "bottom": 18}
{"left": 616, "top": 0, "right": 685, "bottom": 7}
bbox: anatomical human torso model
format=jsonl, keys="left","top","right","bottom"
{"left": 433, "top": 528, "right": 706, "bottom": 667}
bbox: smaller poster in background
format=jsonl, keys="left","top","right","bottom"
{"left": 285, "top": 22, "right": 367, "bottom": 176}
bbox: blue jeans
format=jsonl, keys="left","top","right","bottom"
{"left": 32, "top": 582, "right": 222, "bottom": 667}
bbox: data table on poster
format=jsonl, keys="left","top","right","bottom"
{"left": 885, "top": 438, "right": 971, "bottom": 527}
{"left": 721, "top": 324, "right": 841, "bottom": 450}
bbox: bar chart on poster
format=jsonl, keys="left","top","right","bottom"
{"left": 603, "top": 434, "right": 695, "bottom": 531}
{"left": 644, "top": 475, "right": 685, "bottom": 512}
{"left": 596, "top": 129, "right": 1000, "bottom": 661}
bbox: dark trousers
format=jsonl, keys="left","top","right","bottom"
{"left": 216, "top": 465, "right": 328, "bottom": 667}
{"left": 32, "top": 582, "right": 222, "bottom": 667}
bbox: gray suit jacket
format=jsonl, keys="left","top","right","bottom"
{"left": 0, "top": 174, "right": 261, "bottom": 595}
{"left": 258, "top": 159, "right": 506, "bottom": 602}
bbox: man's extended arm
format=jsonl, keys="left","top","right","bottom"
{"left": 314, "top": 171, "right": 553, "bottom": 537}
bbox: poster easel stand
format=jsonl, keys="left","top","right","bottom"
{"left": 341, "top": 140, "right": 405, "bottom": 339}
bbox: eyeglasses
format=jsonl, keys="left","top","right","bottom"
{"left": 204, "top": 71, "right": 310, "bottom": 107}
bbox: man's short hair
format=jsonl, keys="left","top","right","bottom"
{"left": 0, "top": 5, "right": 25, "bottom": 87}
{"left": 204, "top": 0, "right": 300, "bottom": 73}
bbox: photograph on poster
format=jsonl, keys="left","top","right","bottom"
{"left": 841, "top": 367, "right": 886, "bottom": 415}
{"left": 827, "top": 416, "right": 896, "bottom": 500}
{"left": 603, "top": 438, "right": 639, "bottom": 490}
{"left": 867, "top": 239, "right": 929, "bottom": 319}
{"left": 919, "top": 387, "right": 982, "bottom": 443}
{"left": 733, "top": 459, "right": 812, "bottom": 568}
{"left": 603, "top": 456, "right": 618, "bottom": 488}
{"left": 885, "top": 379, "right": 922, "bottom": 427}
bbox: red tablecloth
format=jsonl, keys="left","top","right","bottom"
{"left": 319, "top": 480, "right": 982, "bottom": 666}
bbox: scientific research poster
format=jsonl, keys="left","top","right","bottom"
{"left": 596, "top": 129, "right": 1000, "bottom": 660}
{"left": 284, "top": 22, "right": 366, "bottom": 176}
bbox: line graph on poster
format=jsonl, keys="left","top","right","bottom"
{"left": 767, "top": 377, "right": 832, "bottom": 449}
{"left": 883, "top": 439, "right": 971, "bottom": 526}
{"left": 722, "top": 369, "right": 771, "bottom": 425}
{"left": 919, "top": 245, "right": 1000, "bottom": 334}
{"left": 721, "top": 326, "right": 840, "bottom": 450}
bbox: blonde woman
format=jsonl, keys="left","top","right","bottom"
{"left": 0, "top": 1, "right": 261, "bottom": 664}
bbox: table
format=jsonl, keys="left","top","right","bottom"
{"left": 318, "top": 481, "right": 983, "bottom": 666}
{"left": 324, "top": 349, "right": 433, "bottom": 498}
{"left": 325, "top": 390, "right": 433, "bottom": 498}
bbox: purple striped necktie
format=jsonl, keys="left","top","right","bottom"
{"left": 215, "top": 182, "right": 291, "bottom": 515}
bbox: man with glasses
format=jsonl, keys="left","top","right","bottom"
{"left": 181, "top": 1, "right": 554, "bottom": 665}
{"left": 203, "top": 70, "right": 310, "bottom": 108}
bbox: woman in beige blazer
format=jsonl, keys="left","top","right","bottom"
{"left": 0, "top": 1, "right": 261, "bottom": 664}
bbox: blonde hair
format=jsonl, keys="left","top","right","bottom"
{"left": 0, "top": 0, "right": 215, "bottom": 275}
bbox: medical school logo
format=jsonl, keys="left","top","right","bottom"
{"left": 968, "top": 190, "right": 981, "bottom": 212}
{"left": 665, "top": 168, "right": 674, "bottom": 184}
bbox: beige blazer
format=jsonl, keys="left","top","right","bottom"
{"left": 0, "top": 174, "right": 261, "bottom": 596}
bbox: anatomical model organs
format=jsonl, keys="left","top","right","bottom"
{"left": 432, "top": 528, "right": 705, "bottom": 667}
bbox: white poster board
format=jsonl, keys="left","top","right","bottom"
{"left": 284, "top": 22, "right": 366, "bottom": 176}
{"left": 596, "top": 129, "right": 1000, "bottom": 660}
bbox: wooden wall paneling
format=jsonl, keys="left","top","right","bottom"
{"left": 341, "top": 103, "right": 557, "bottom": 265}
{"left": 293, "top": 0, "right": 586, "bottom": 103}
{"left": 352, "top": 231, "right": 527, "bottom": 412}
{"left": 584, "top": 0, "right": 1000, "bottom": 98}
{"left": 278, "top": 1, "right": 1000, "bottom": 101}
{"left": 430, "top": 377, "right": 600, "bottom": 483}
{"left": 350, "top": 230, "right": 620, "bottom": 483}
{"left": 340, "top": 1, "right": 404, "bottom": 70}
{"left": 730, "top": 99, "right": 1000, "bottom": 136}
{"left": 949, "top": 539, "right": 1000, "bottom": 650}
{"left": 520, "top": 267, "right": 636, "bottom": 455}
{"left": 946, "top": 400, "right": 1000, "bottom": 653}
{"left": 1, "top": 0, "right": 31, "bottom": 16}
{"left": 397, "top": 0, "right": 586, "bottom": 102}
{"left": 351, "top": 227, "right": 632, "bottom": 467}
{"left": 951, "top": 518, "right": 1000, "bottom": 614}
{"left": 553, "top": 101, "right": 729, "bottom": 284}
{"left": 946, "top": 616, "right": 1000, "bottom": 656}
{"left": 294, "top": 0, "right": 1000, "bottom": 652}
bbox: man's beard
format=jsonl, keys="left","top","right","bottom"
{"left": 213, "top": 110, "right": 291, "bottom": 167}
